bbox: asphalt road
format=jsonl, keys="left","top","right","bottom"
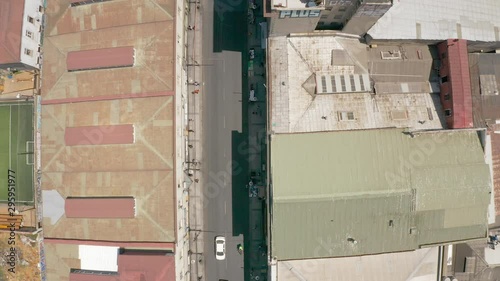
{"left": 200, "top": 0, "right": 245, "bottom": 279}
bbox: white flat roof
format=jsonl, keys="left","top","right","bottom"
{"left": 79, "top": 245, "right": 119, "bottom": 272}
{"left": 277, "top": 248, "right": 439, "bottom": 281}
{"left": 367, "top": 0, "right": 500, "bottom": 42}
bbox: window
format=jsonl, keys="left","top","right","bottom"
{"left": 334, "top": 14, "right": 343, "bottom": 19}
{"left": 24, "top": 48, "right": 33, "bottom": 56}
{"left": 25, "top": 30, "right": 33, "bottom": 39}
{"left": 321, "top": 15, "right": 328, "bottom": 19}
{"left": 71, "top": 0, "right": 113, "bottom": 7}
{"left": 441, "top": 76, "right": 448, "bottom": 83}
{"left": 70, "top": 269, "right": 118, "bottom": 276}
{"left": 445, "top": 109, "right": 452, "bottom": 117}
{"left": 338, "top": 111, "right": 355, "bottom": 121}
{"left": 349, "top": 75, "right": 355, "bottom": 89}
{"left": 27, "top": 16, "right": 34, "bottom": 23}
{"left": 441, "top": 52, "right": 446, "bottom": 59}
{"left": 340, "top": 75, "right": 346, "bottom": 91}
{"left": 321, "top": 76, "right": 327, "bottom": 92}
{"left": 338, "top": 6, "right": 346, "bottom": 12}
{"left": 444, "top": 93, "right": 450, "bottom": 100}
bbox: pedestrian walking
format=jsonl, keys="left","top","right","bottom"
{"left": 192, "top": 89, "right": 200, "bottom": 94}
{"left": 321, "top": 116, "right": 327, "bottom": 120}
{"left": 188, "top": 144, "right": 193, "bottom": 148}
{"left": 194, "top": 179, "right": 199, "bottom": 183}
{"left": 188, "top": 129, "right": 195, "bottom": 133}
{"left": 193, "top": 82, "right": 200, "bottom": 86}
{"left": 188, "top": 25, "right": 195, "bottom": 30}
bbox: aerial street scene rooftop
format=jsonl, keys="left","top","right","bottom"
{"left": 2, "top": 0, "right": 500, "bottom": 280}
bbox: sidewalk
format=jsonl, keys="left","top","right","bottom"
{"left": 245, "top": 1, "right": 269, "bottom": 280}
{"left": 185, "top": 1, "right": 206, "bottom": 281}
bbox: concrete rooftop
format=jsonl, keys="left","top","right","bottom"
{"left": 268, "top": 34, "right": 446, "bottom": 134}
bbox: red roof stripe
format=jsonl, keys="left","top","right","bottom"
{"left": 448, "top": 39, "right": 473, "bottom": 128}
{"left": 66, "top": 47, "right": 135, "bottom": 71}
{"left": 65, "top": 197, "right": 135, "bottom": 218}
{"left": 64, "top": 124, "right": 134, "bottom": 146}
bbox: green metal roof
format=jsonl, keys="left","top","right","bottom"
{"left": 270, "top": 128, "right": 491, "bottom": 260}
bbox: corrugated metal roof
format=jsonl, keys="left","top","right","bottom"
{"left": 468, "top": 54, "right": 500, "bottom": 216}
{"left": 437, "top": 39, "right": 473, "bottom": 129}
{"left": 270, "top": 128, "right": 490, "bottom": 260}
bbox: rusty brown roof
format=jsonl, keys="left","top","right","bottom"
{"left": 40, "top": 0, "right": 177, "bottom": 279}
{"left": 0, "top": 0, "right": 24, "bottom": 64}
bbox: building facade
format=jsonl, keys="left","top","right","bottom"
{"left": 437, "top": 39, "right": 474, "bottom": 129}
{"left": 265, "top": 0, "right": 392, "bottom": 36}
{"left": 0, "top": 0, "right": 44, "bottom": 70}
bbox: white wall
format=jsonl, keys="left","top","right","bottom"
{"left": 20, "top": 0, "right": 44, "bottom": 69}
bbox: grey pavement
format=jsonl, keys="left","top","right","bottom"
{"left": 201, "top": 51, "right": 244, "bottom": 281}
{"left": 185, "top": 1, "right": 205, "bottom": 280}
{"left": 185, "top": 0, "right": 246, "bottom": 279}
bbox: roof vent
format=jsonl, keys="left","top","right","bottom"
{"left": 316, "top": 74, "right": 371, "bottom": 94}
{"left": 381, "top": 50, "right": 402, "bottom": 60}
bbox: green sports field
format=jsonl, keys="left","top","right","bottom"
{"left": 0, "top": 102, "right": 34, "bottom": 203}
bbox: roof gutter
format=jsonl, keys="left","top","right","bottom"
{"left": 437, "top": 246, "right": 444, "bottom": 281}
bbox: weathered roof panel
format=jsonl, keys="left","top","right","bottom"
{"left": 270, "top": 128, "right": 490, "bottom": 260}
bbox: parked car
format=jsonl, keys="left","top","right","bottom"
{"left": 215, "top": 236, "right": 226, "bottom": 260}
{"left": 249, "top": 48, "right": 255, "bottom": 60}
{"left": 249, "top": 84, "right": 257, "bottom": 102}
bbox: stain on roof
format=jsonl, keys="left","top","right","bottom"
{"left": 469, "top": 53, "right": 500, "bottom": 216}
{"left": 270, "top": 128, "right": 490, "bottom": 260}
{"left": 40, "top": 0, "right": 177, "bottom": 280}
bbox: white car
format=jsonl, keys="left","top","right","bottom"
{"left": 215, "top": 236, "right": 226, "bottom": 260}
{"left": 249, "top": 89, "right": 258, "bottom": 102}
